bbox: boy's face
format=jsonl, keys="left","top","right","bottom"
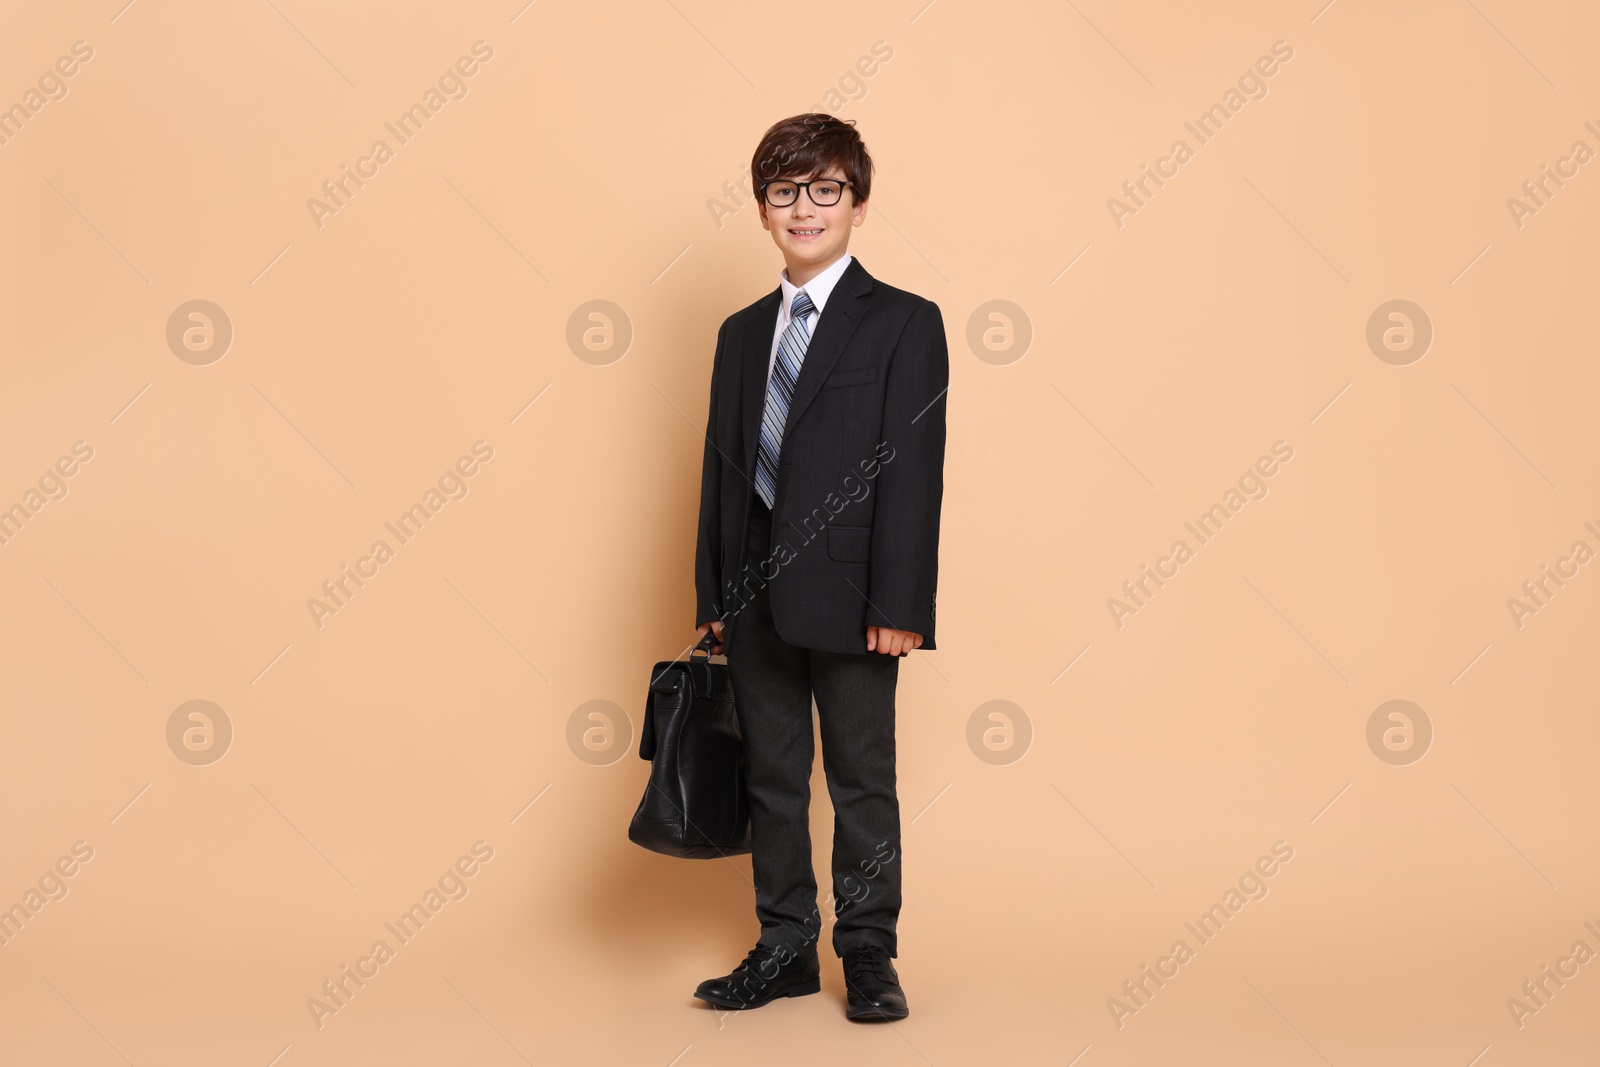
{"left": 758, "top": 164, "right": 867, "bottom": 280}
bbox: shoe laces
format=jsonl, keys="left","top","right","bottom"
{"left": 843, "top": 945, "right": 893, "bottom": 985}
{"left": 736, "top": 942, "right": 787, "bottom": 976}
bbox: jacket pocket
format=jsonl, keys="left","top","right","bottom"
{"left": 822, "top": 366, "right": 877, "bottom": 389}
{"left": 827, "top": 524, "right": 872, "bottom": 563}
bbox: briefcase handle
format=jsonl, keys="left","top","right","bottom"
{"left": 689, "top": 628, "right": 719, "bottom": 662}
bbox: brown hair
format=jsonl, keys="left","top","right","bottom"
{"left": 750, "top": 113, "right": 873, "bottom": 206}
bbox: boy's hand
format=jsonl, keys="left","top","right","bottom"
{"left": 867, "top": 626, "right": 923, "bottom": 656}
{"left": 696, "top": 620, "right": 725, "bottom": 656}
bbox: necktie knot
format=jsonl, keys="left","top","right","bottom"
{"left": 790, "top": 290, "right": 814, "bottom": 321}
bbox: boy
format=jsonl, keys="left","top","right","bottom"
{"left": 690, "top": 113, "right": 948, "bottom": 1021}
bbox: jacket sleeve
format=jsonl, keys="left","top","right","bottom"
{"left": 694, "top": 319, "right": 730, "bottom": 628}
{"left": 865, "top": 298, "right": 948, "bottom": 643}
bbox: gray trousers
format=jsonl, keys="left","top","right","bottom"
{"left": 727, "top": 489, "right": 903, "bottom": 958}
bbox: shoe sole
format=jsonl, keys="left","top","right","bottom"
{"left": 693, "top": 976, "right": 821, "bottom": 1009}
{"left": 846, "top": 1002, "right": 909, "bottom": 1022}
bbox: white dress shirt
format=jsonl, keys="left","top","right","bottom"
{"left": 766, "top": 251, "right": 854, "bottom": 394}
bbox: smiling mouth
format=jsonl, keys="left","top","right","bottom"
{"left": 789, "top": 228, "right": 823, "bottom": 237}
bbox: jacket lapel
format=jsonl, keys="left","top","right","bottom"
{"left": 740, "top": 289, "right": 781, "bottom": 481}
{"left": 740, "top": 257, "right": 874, "bottom": 480}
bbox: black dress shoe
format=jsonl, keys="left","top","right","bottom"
{"left": 693, "top": 941, "right": 821, "bottom": 1010}
{"left": 842, "top": 945, "right": 909, "bottom": 1021}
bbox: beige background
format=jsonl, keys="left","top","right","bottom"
{"left": 2, "top": 0, "right": 1597, "bottom": 1063}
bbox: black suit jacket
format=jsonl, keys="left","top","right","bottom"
{"left": 694, "top": 256, "right": 948, "bottom": 655}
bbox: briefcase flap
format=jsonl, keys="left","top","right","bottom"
{"left": 640, "top": 663, "right": 686, "bottom": 762}
{"left": 648, "top": 668, "right": 685, "bottom": 693}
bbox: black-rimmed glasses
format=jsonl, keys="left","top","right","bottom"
{"left": 760, "top": 178, "right": 853, "bottom": 208}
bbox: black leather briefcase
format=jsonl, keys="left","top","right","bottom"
{"left": 627, "top": 630, "right": 752, "bottom": 859}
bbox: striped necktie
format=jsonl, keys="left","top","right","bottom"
{"left": 754, "top": 290, "right": 816, "bottom": 510}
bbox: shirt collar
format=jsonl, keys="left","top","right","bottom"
{"left": 778, "top": 252, "right": 853, "bottom": 320}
